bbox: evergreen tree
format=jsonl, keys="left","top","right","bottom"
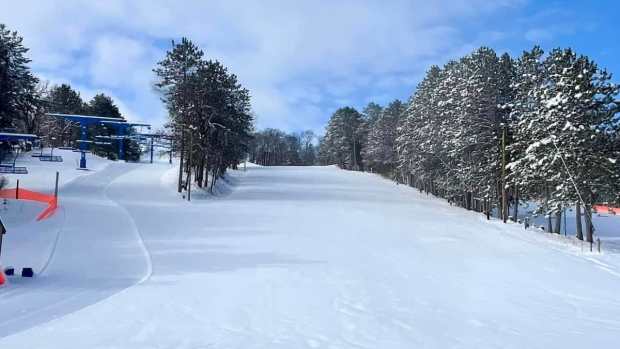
{"left": 509, "top": 48, "right": 619, "bottom": 239}
{"left": 459, "top": 48, "right": 506, "bottom": 213}
{"left": 87, "top": 93, "right": 123, "bottom": 119}
{"left": 364, "top": 99, "right": 404, "bottom": 175}
{"left": 48, "top": 84, "right": 87, "bottom": 114}
{"left": 154, "top": 38, "right": 253, "bottom": 193}
{"left": 0, "top": 23, "right": 39, "bottom": 130}
{"left": 333, "top": 44, "right": 618, "bottom": 238}
{"left": 44, "top": 83, "right": 86, "bottom": 147}
{"left": 320, "top": 107, "right": 364, "bottom": 170}
{"left": 507, "top": 46, "right": 546, "bottom": 216}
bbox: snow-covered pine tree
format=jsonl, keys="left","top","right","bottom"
{"left": 396, "top": 65, "right": 443, "bottom": 192}
{"left": 498, "top": 53, "right": 517, "bottom": 220}
{"left": 451, "top": 48, "right": 505, "bottom": 213}
{"left": 431, "top": 60, "right": 466, "bottom": 200}
{"left": 0, "top": 24, "right": 40, "bottom": 131}
{"left": 364, "top": 100, "right": 404, "bottom": 176}
{"left": 154, "top": 38, "right": 253, "bottom": 193}
{"left": 319, "top": 113, "right": 346, "bottom": 167}
{"left": 507, "top": 47, "right": 549, "bottom": 228}
{"left": 362, "top": 102, "right": 383, "bottom": 126}
{"left": 396, "top": 48, "right": 516, "bottom": 216}
{"left": 508, "top": 47, "right": 619, "bottom": 240}
{"left": 320, "top": 107, "right": 364, "bottom": 170}
{"left": 543, "top": 49, "right": 619, "bottom": 240}
{"left": 361, "top": 102, "right": 383, "bottom": 171}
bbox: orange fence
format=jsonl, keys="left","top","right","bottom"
{"left": 593, "top": 205, "right": 620, "bottom": 215}
{"left": 0, "top": 188, "right": 58, "bottom": 221}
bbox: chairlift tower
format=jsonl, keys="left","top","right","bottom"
{"left": 47, "top": 114, "right": 150, "bottom": 168}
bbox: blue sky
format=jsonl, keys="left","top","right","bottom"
{"left": 1, "top": 0, "right": 618, "bottom": 134}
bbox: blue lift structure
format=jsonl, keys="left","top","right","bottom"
{"left": 135, "top": 133, "right": 172, "bottom": 164}
{"left": 0, "top": 132, "right": 39, "bottom": 142}
{"left": 47, "top": 113, "right": 150, "bottom": 169}
{"left": 98, "top": 133, "right": 172, "bottom": 164}
{"left": 0, "top": 132, "right": 39, "bottom": 174}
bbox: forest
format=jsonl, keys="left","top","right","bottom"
{"left": 247, "top": 129, "right": 317, "bottom": 166}
{"left": 319, "top": 46, "right": 620, "bottom": 242}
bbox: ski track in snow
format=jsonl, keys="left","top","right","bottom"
{"left": 1, "top": 163, "right": 620, "bottom": 348}
{"left": 0, "top": 163, "right": 151, "bottom": 337}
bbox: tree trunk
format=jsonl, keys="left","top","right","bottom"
{"left": 501, "top": 127, "right": 507, "bottom": 223}
{"left": 497, "top": 182, "right": 503, "bottom": 219}
{"left": 575, "top": 201, "right": 583, "bottom": 240}
{"left": 207, "top": 165, "right": 211, "bottom": 188}
{"left": 545, "top": 185, "right": 552, "bottom": 233}
{"left": 210, "top": 169, "right": 216, "bottom": 193}
{"left": 178, "top": 133, "right": 185, "bottom": 193}
{"left": 485, "top": 198, "right": 490, "bottom": 220}
{"left": 553, "top": 205, "right": 561, "bottom": 234}
{"left": 186, "top": 165, "right": 191, "bottom": 201}
{"left": 585, "top": 204, "right": 594, "bottom": 243}
{"left": 197, "top": 155, "right": 205, "bottom": 188}
{"left": 512, "top": 186, "right": 519, "bottom": 222}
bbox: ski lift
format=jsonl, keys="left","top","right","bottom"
{"left": 0, "top": 133, "right": 38, "bottom": 174}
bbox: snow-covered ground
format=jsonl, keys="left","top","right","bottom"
{"left": 1, "top": 158, "right": 620, "bottom": 348}
{"left": 0, "top": 148, "right": 114, "bottom": 277}
{"left": 523, "top": 203, "right": 620, "bottom": 252}
{"left": 495, "top": 198, "right": 620, "bottom": 252}
{"left": 0, "top": 149, "right": 148, "bottom": 336}
{"left": 3, "top": 148, "right": 110, "bottom": 192}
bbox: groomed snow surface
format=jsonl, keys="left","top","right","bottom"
{"left": 1, "top": 150, "right": 620, "bottom": 348}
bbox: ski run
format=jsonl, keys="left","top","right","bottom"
{"left": 1, "top": 150, "right": 620, "bottom": 348}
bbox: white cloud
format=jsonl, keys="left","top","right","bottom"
{"left": 90, "top": 36, "right": 152, "bottom": 88}
{"left": 0, "top": 0, "right": 525, "bottom": 132}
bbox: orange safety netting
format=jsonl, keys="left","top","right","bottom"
{"left": 593, "top": 205, "right": 620, "bottom": 215}
{"left": 0, "top": 188, "right": 58, "bottom": 221}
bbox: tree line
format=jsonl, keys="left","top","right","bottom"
{"left": 248, "top": 129, "right": 317, "bottom": 166}
{"left": 153, "top": 38, "right": 253, "bottom": 195}
{"left": 319, "top": 100, "right": 406, "bottom": 175}
{"left": 0, "top": 23, "right": 139, "bottom": 161}
{"left": 319, "top": 46, "right": 619, "bottom": 242}
{"left": 1, "top": 22, "right": 258, "bottom": 195}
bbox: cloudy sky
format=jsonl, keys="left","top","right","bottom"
{"left": 1, "top": 0, "right": 617, "bottom": 133}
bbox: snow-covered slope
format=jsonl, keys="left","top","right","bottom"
{"left": 1, "top": 163, "right": 620, "bottom": 348}
{"left": 0, "top": 149, "right": 112, "bottom": 277}
{"left": 3, "top": 148, "right": 110, "bottom": 192}
{"left": 0, "top": 163, "right": 150, "bottom": 337}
